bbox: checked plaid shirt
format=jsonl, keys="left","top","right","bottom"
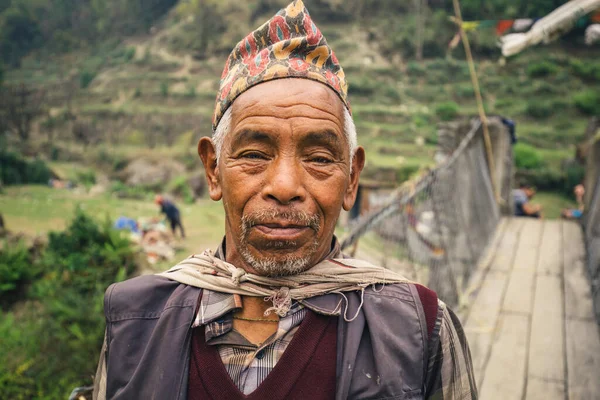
{"left": 190, "top": 241, "right": 477, "bottom": 399}
{"left": 193, "top": 290, "right": 307, "bottom": 395}
{"left": 93, "top": 239, "right": 476, "bottom": 399}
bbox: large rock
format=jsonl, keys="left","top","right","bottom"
{"left": 122, "top": 157, "right": 186, "bottom": 187}
{"left": 186, "top": 172, "right": 206, "bottom": 198}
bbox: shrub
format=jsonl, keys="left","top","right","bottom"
{"left": 167, "top": 175, "right": 195, "bottom": 204}
{"left": 133, "top": 87, "right": 142, "bottom": 98}
{"left": 348, "top": 77, "right": 379, "bottom": 97}
{"left": 564, "top": 163, "right": 585, "bottom": 194}
{"left": 110, "top": 181, "right": 151, "bottom": 200}
{"left": 454, "top": 83, "right": 475, "bottom": 99}
{"left": 0, "top": 152, "right": 53, "bottom": 185}
{"left": 516, "top": 167, "right": 563, "bottom": 191}
{"left": 79, "top": 70, "right": 96, "bottom": 89}
{"left": 383, "top": 86, "right": 401, "bottom": 102}
{"left": 412, "top": 113, "right": 430, "bottom": 128}
{"left": 185, "top": 85, "right": 197, "bottom": 98}
{"left": 124, "top": 46, "right": 136, "bottom": 62}
{"left": 573, "top": 90, "right": 600, "bottom": 116}
{"left": 160, "top": 81, "right": 169, "bottom": 97}
{"left": 435, "top": 101, "right": 459, "bottom": 121}
{"left": 514, "top": 143, "right": 544, "bottom": 170}
{"left": 525, "top": 102, "right": 553, "bottom": 119}
{"left": 526, "top": 61, "right": 559, "bottom": 78}
{"left": 0, "top": 241, "right": 37, "bottom": 306}
{"left": 76, "top": 170, "right": 96, "bottom": 188}
{"left": 407, "top": 61, "right": 426, "bottom": 77}
{"left": 0, "top": 210, "right": 137, "bottom": 397}
{"left": 396, "top": 164, "right": 420, "bottom": 182}
{"left": 570, "top": 60, "right": 600, "bottom": 82}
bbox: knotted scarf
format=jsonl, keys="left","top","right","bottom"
{"left": 158, "top": 249, "right": 412, "bottom": 319}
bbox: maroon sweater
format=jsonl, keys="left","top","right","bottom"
{"left": 188, "top": 310, "right": 338, "bottom": 399}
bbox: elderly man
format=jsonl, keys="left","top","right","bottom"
{"left": 93, "top": 1, "right": 476, "bottom": 399}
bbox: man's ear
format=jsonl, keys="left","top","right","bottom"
{"left": 343, "top": 147, "right": 366, "bottom": 211}
{"left": 198, "top": 137, "right": 222, "bottom": 201}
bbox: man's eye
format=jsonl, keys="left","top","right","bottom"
{"left": 309, "top": 157, "right": 334, "bottom": 164}
{"left": 241, "top": 152, "right": 267, "bottom": 160}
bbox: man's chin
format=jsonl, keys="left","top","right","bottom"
{"left": 239, "top": 244, "right": 318, "bottom": 277}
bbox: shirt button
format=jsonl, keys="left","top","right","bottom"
{"left": 255, "top": 350, "right": 265, "bottom": 360}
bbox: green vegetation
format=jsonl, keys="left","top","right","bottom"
{"left": 0, "top": 185, "right": 225, "bottom": 249}
{"left": 526, "top": 61, "right": 559, "bottom": 78}
{"left": 515, "top": 143, "right": 544, "bottom": 170}
{"left": 435, "top": 102, "right": 460, "bottom": 121}
{"left": 573, "top": 90, "right": 600, "bottom": 116}
{"left": 570, "top": 60, "right": 600, "bottom": 83}
{"left": 0, "top": 210, "right": 137, "bottom": 397}
{"left": 160, "top": 81, "right": 170, "bottom": 97}
{"left": 0, "top": 240, "right": 32, "bottom": 300}
{"left": 79, "top": 69, "right": 96, "bottom": 89}
{"left": 535, "top": 191, "right": 578, "bottom": 219}
{"left": 167, "top": 175, "right": 195, "bottom": 204}
{"left": 0, "top": 1, "right": 599, "bottom": 395}
{"left": 0, "top": 152, "right": 53, "bottom": 185}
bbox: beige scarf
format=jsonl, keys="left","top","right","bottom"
{"left": 158, "top": 250, "right": 412, "bottom": 319}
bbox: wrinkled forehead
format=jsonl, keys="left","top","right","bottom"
{"left": 229, "top": 79, "right": 345, "bottom": 132}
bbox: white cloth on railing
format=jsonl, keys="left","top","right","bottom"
{"left": 501, "top": 0, "right": 600, "bottom": 56}
{"left": 586, "top": 24, "right": 600, "bottom": 44}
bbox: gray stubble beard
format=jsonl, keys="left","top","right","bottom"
{"left": 238, "top": 209, "right": 321, "bottom": 277}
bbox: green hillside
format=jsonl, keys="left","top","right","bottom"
{"left": 2, "top": 1, "right": 598, "bottom": 191}
{"left": 1, "top": 1, "right": 600, "bottom": 397}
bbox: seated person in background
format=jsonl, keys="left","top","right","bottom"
{"left": 513, "top": 185, "right": 542, "bottom": 218}
{"left": 561, "top": 183, "right": 585, "bottom": 219}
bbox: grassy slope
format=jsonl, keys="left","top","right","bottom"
{"left": 0, "top": 186, "right": 225, "bottom": 270}
{"left": 3, "top": 14, "right": 599, "bottom": 227}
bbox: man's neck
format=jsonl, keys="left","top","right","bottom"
{"left": 233, "top": 296, "right": 280, "bottom": 345}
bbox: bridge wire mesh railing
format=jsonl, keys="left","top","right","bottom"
{"left": 342, "top": 120, "right": 506, "bottom": 306}
{"left": 584, "top": 136, "right": 600, "bottom": 324}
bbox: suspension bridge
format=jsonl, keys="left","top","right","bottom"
{"left": 342, "top": 117, "right": 600, "bottom": 399}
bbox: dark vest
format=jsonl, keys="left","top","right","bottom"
{"left": 103, "top": 275, "right": 435, "bottom": 399}
{"left": 188, "top": 310, "right": 337, "bottom": 399}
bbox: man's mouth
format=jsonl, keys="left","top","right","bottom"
{"left": 253, "top": 223, "right": 310, "bottom": 239}
{"left": 240, "top": 209, "right": 321, "bottom": 245}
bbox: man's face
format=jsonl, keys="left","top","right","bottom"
{"left": 524, "top": 188, "right": 536, "bottom": 199}
{"left": 199, "top": 79, "right": 365, "bottom": 276}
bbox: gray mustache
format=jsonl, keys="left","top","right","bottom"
{"left": 241, "top": 210, "right": 321, "bottom": 232}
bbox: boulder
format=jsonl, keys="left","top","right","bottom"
{"left": 121, "top": 157, "right": 186, "bottom": 188}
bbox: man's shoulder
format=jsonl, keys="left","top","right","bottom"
{"left": 104, "top": 274, "right": 200, "bottom": 322}
{"left": 336, "top": 256, "right": 438, "bottom": 302}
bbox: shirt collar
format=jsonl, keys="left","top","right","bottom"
{"left": 197, "top": 236, "right": 345, "bottom": 324}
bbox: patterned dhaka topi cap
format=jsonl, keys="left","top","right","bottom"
{"left": 212, "top": 0, "right": 349, "bottom": 131}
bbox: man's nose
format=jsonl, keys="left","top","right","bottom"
{"left": 263, "top": 156, "right": 306, "bottom": 205}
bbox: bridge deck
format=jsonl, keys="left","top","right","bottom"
{"left": 463, "top": 217, "right": 600, "bottom": 400}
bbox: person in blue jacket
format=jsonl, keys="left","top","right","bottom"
{"left": 155, "top": 195, "right": 185, "bottom": 238}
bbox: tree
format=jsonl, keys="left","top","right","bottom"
{"left": 72, "top": 119, "right": 99, "bottom": 149}
{"left": 41, "top": 115, "right": 58, "bottom": 146}
{"left": 0, "top": 84, "right": 46, "bottom": 144}
{"left": 0, "top": 4, "right": 42, "bottom": 66}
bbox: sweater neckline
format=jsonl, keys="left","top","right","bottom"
{"left": 193, "top": 309, "right": 333, "bottom": 399}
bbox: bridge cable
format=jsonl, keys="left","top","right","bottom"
{"left": 451, "top": 0, "right": 501, "bottom": 205}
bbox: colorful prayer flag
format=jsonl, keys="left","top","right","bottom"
{"left": 496, "top": 20, "right": 514, "bottom": 36}
{"left": 461, "top": 21, "right": 481, "bottom": 32}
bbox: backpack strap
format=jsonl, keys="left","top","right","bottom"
{"left": 414, "top": 284, "right": 438, "bottom": 339}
